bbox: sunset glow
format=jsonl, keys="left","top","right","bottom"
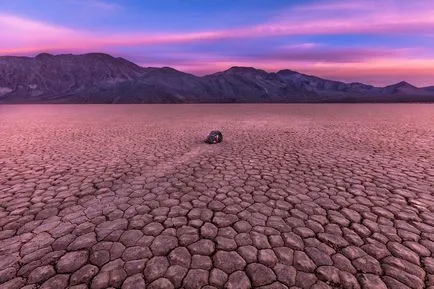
{"left": 1, "top": 0, "right": 433, "bottom": 86}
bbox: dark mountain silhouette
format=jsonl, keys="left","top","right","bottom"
{"left": 0, "top": 53, "right": 433, "bottom": 103}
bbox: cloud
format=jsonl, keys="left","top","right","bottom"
{"left": 246, "top": 45, "right": 415, "bottom": 63}
{"left": 129, "top": 45, "right": 434, "bottom": 86}
{"left": 87, "top": 0, "right": 121, "bottom": 11}
{"left": 0, "top": 14, "right": 79, "bottom": 39}
{"left": 2, "top": 0, "right": 434, "bottom": 55}
{"left": 0, "top": 14, "right": 89, "bottom": 54}
{"left": 264, "top": 0, "right": 434, "bottom": 36}
{"left": 126, "top": 43, "right": 410, "bottom": 67}
{"left": 65, "top": 0, "right": 122, "bottom": 11}
{"left": 291, "top": 0, "right": 382, "bottom": 11}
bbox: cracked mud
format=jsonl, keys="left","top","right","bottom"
{"left": 0, "top": 104, "right": 433, "bottom": 289}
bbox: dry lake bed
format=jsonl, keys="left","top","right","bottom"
{"left": 0, "top": 104, "right": 433, "bottom": 289}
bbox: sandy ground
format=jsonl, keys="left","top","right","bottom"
{"left": 0, "top": 104, "right": 433, "bottom": 289}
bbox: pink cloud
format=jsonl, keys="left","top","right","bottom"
{"left": 0, "top": 14, "right": 231, "bottom": 54}
{"left": 86, "top": 0, "right": 121, "bottom": 11}
{"left": 2, "top": 1, "right": 434, "bottom": 55}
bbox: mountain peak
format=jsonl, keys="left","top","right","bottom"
{"left": 391, "top": 81, "right": 415, "bottom": 88}
{"left": 144, "top": 66, "right": 190, "bottom": 76}
{"left": 224, "top": 66, "right": 268, "bottom": 75}
{"left": 35, "top": 53, "right": 53, "bottom": 59}
{"left": 83, "top": 52, "right": 115, "bottom": 60}
{"left": 277, "top": 69, "right": 298, "bottom": 75}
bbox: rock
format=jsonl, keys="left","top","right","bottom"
{"left": 182, "top": 269, "right": 209, "bottom": 289}
{"left": 251, "top": 232, "right": 271, "bottom": 249}
{"left": 213, "top": 251, "right": 247, "bottom": 274}
{"left": 39, "top": 274, "right": 69, "bottom": 289}
{"left": 342, "top": 246, "right": 366, "bottom": 260}
{"left": 210, "top": 268, "right": 228, "bottom": 287}
{"left": 353, "top": 255, "right": 382, "bottom": 274}
{"left": 144, "top": 256, "right": 169, "bottom": 283}
{"left": 358, "top": 274, "right": 388, "bottom": 289}
{"left": 121, "top": 274, "right": 146, "bottom": 289}
{"left": 168, "top": 247, "right": 191, "bottom": 267}
{"left": 70, "top": 264, "right": 99, "bottom": 285}
{"left": 151, "top": 235, "right": 178, "bottom": 255}
{"left": 257, "top": 282, "right": 288, "bottom": 289}
{"left": 233, "top": 221, "right": 252, "bottom": 233}
{"left": 188, "top": 239, "right": 215, "bottom": 256}
{"left": 20, "top": 232, "right": 54, "bottom": 255}
{"left": 122, "top": 246, "right": 152, "bottom": 261}
{"left": 382, "top": 276, "right": 412, "bottom": 289}
{"left": 0, "top": 277, "right": 26, "bottom": 289}
{"left": 382, "top": 264, "right": 424, "bottom": 289}
{"left": 387, "top": 242, "right": 421, "bottom": 265}
{"left": 235, "top": 233, "right": 253, "bottom": 246}
{"left": 268, "top": 235, "right": 284, "bottom": 247}
{"left": 27, "top": 265, "right": 55, "bottom": 284}
{"left": 425, "top": 257, "right": 434, "bottom": 274}
{"left": 108, "top": 269, "right": 127, "bottom": 287}
{"left": 119, "top": 230, "right": 143, "bottom": 247}
{"left": 67, "top": 232, "right": 97, "bottom": 250}
{"left": 282, "top": 232, "right": 304, "bottom": 250}
{"left": 274, "top": 247, "right": 294, "bottom": 265}
{"left": 316, "top": 266, "right": 340, "bottom": 284}
{"left": 216, "top": 236, "right": 237, "bottom": 250}
{"left": 305, "top": 247, "right": 333, "bottom": 266}
{"left": 339, "top": 271, "right": 361, "bottom": 289}
{"left": 56, "top": 250, "right": 88, "bottom": 273}
{"left": 100, "top": 259, "right": 124, "bottom": 272}
{"left": 332, "top": 254, "right": 355, "bottom": 271}
{"left": 96, "top": 219, "right": 128, "bottom": 241}
{"left": 148, "top": 278, "right": 175, "bottom": 289}
{"left": 293, "top": 250, "right": 316, "bottom": 272}
{"left": 237, "top": 245, "right": 258, "bottom": 263}
{"left": 191, "top": 255, "right": 212, "bottom": 270}
{"left": 246, "top": 263, "right": 276, "bottom": 287}
{"left": 90, "top": 250, "right": 110, "bottom": 267}
{"left": 200, "top": 223, "right": 218, "bottom": 238}
{"left": 111, "top": 242, "right": 127, "bottom": 260}
{"left": 295, "top": 272, "right": 317, "bottom": 288}
{"left": 205, "top": 130, "right": 223, "bottom": 144}
{"left": 273, "top": 263, "right": 296, "bottom": 287}
{"left": 225, "top": 271, "right": 251, "bottom": 289}
{"left": 317, "top": 233, "right": 349, "bottom": 249}
{"left": 124, "top": 259, "right": 147, "bottom": 276}
{"left": 52, "top": 234, "right": 75, "bottom": 251}
{"left": 0, "top": 267, "right": 17, "bottom": 284}
{"left": 143, "top": 222, "right": 165, "bottom": 236}
{"left": 165, "top": 265, "right": 188, "bottom": 288}
{"left": 361, "top": 243, "right": 390, "bottom": 260}
{"left": 258, "top": 249, "right": 278, "bottom": 267}
{"left": 91, "top": 271, "right": 110, "bottom": 289}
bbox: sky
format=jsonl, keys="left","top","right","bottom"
{"left": 1, "top": 0, "right": 434, "bottom": 87}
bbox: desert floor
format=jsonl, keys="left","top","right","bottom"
{"left": 0, "top": 104, "right": 433, "bottom": 289}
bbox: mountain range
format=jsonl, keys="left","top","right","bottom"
{"left": 0, "top": 53, "right": 433, "bottom": 103}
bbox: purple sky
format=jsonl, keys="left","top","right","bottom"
{"left": 1, "top": 0, "right": 434, "bottom": 86}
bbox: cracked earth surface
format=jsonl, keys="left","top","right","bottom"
{"left": 0, "top": 104, "right": 433, "bottom": 289}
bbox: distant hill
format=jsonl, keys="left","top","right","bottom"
{"left": 0, "top": 53, "right": 433, "bottom": 103}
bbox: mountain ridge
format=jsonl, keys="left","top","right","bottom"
{"left": 0, "top": 52, "right": 433, "bottom": 103}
